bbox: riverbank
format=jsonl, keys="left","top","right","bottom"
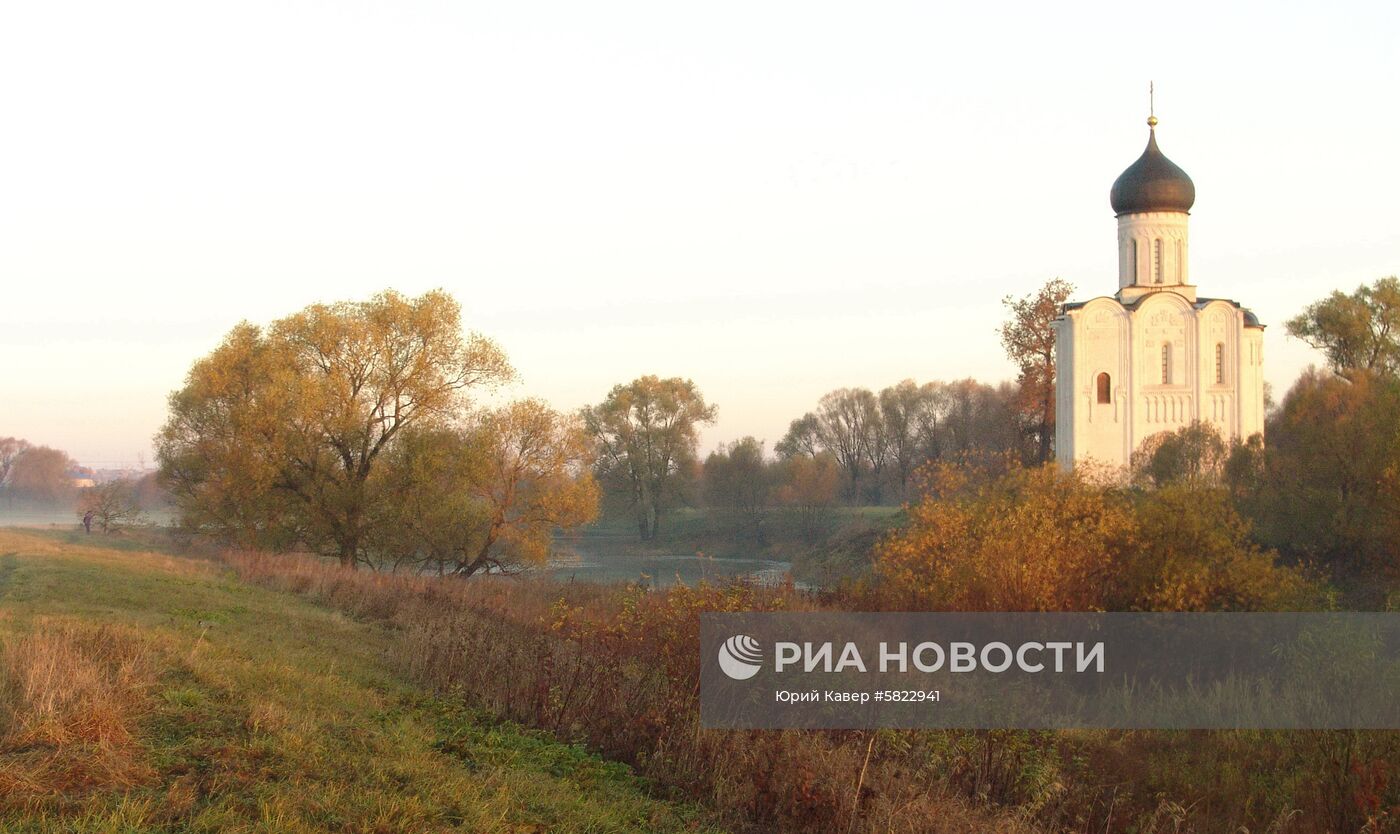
{"left": 0, "top": 527, "right": 722, "bottom": 833}
{"left": 552, "top": 506, "right": 904, "bottom": 587}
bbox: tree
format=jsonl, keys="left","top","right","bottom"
{"left": 1237, "top": 368, "right": 1400, "bottom": 587}
{"left": 775, "top": 413, "right": 822, "bottom": 459}
{"left": 583, "top": 376, "right": 716, "bottom": 541}
{"left": 813, "top": 388, "right": 881, "bottom": 503}
{"left": 935, "top": 379, "right": 1026, "bottom": 464}
{"left": 876, "top": 463, "right": 1319, "bottom": 612}
{"left": 381, "top": 400, "right": 598, "bottom": 575}
{"left": 876, "top": 464, "right": 1137, "bottom": 611}
{"left": 8, "top": 446, "right": 77, "bottom": 505}
{"left": 1130, "top": 421, "right": 1230, "bottom": 489}
{"left": 779, "top": 380, "right": 1023, "bottom": 502}
{"left": 0, "top": 437, "right": 31, "bottom": 501}
{"left": 1286, "top": 276, "right": 1400, "bottom": 379}
{"left": 77, "top": 480, "right": 143, "bottom": 533}
{"left": 1130, "top": 484, "right": 1321, "bottom": 611}
{"left": 774, "top": 452, "right": 840, "bottom": 542}
{"left": 703, "top": 437, "right": 773, "bottom": 528}
{"left": 157, "top": 290, "right": 513, "bottom": 567}
{"left": 999, "top": 278, "right": 1074, "bottom": 464}
{"left": 878, "top": 380, "right": 940, "bottom": 500}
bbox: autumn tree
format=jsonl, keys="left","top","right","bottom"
{"left": 877, "top": 463, "right": 1320, "bottom": 612}
{"left": 1130, "top": 484, "right": 1321, "bottom": 611}
{"left": 934, "top": 379, "right": 1026, "bottom": 464}
{"left": 703, "top": 437, "right": 773, "bottom": 535}
{"left": 583, "top": 376, "right": 716, "bottom": 541}
{"left": 8, "top": 446, "right": 77, "bottom": 505}
{"left": 1131, "top": 421, "right": 1230, "bottom": 489}
{"left": 1235, "top": 368, "right": 1400, "bottom": 587}
{"left": 0, "top": 437, "right": 31, "bottom": 501}
{"left": 77, "top": 479, "right": 143, "bottom": 533}
{"left": 876, "top": 464, "right": 1137, "bottom": 611}
{"left": 1286, "top": 276, "right": 1400, "bottom": 379}
{"left": 778, "top": 380, "right": 1024, "bottom": 502}
{"left": 774, "top": 452, "right": 840, "bottom": 542}
{"left": 379, "top": 400, "right": 598, "bottom": 575}
{"left": 821, "top": 388, "right": 879, "bottom": 501}
{"left": 999, "top": 278, "right": 1073, "bottom": 464}
{"left": 774, "top": 413, "right": 821, "bottom": 459}
{"left": 878, "top": 380, "right": 941, "bottom": 500}
{"left": 157, "top": 290, "right": 513, "bottom": 566}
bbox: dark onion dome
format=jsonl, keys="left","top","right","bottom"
{"left": 1110, "top": 117, "right": 1196, "bottom": 215}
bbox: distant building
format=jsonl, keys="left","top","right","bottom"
{"left": 1054, "top": 114, "right": 1265, "bottom": 469}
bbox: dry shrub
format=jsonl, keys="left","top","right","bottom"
{"left": 0, "top": 622, "right": 157, "bottom": 805}
{"left": 223, "top": 549, "right": 1398, "bottom": 832}
{"left": 223, "top": 550, "right": 1037, "bottom": 833}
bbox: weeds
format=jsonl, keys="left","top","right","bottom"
{"left": 225, "top": 549, "right": 1400, "bottom": 833}
{"left": 0, "top": 622, "right": 158, "bottom": 808}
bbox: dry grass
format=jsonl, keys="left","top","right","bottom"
{"left": 0, "top": 621, "right": 158, "bottom": 808}
{"left": 226, "top": 550, "right": 1044, "bottom": 834}
{"left": 224, "top": 549, "right": 1400, "bottom": 834}
{"left": 0, "top": 528, "right": 723, "bottom": 833}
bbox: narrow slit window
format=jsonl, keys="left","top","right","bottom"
{"left": 1215, "top": 343, "right": 1225, "bottom": 384}
{"left": 1096, "top": 373, "right": 1111, "bottom": 404}
{"left": 1161, "top": 343, "right": 1172, "bottom": 384}
{"left": 1153, "top": 239, "right": 1163, "bottom": 284}
{"left": 1131, "top": 239, "right": 1139, "bottom": 283}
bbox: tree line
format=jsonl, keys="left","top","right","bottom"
{"left": 153, "top": 275, "right": 1400, "bottom": 603}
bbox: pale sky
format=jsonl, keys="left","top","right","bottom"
{"left": 2, "top": 1, "right": 1397, "bottom": 467}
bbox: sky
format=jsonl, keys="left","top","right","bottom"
{"left": 1, "top": 1, "right": 1397, "bottom": 467}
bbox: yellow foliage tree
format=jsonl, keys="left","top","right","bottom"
{"left": 377, "top": 399, "right": 598, "bottom": 575}
{"left": 876, "top": 464, "right": 1322, "bottom": 612}
{"left": 157, "top": 290, "right": 513, "bottom": 566}
{"left": 876, "top": 465, "right": 1137, "bottom": 611}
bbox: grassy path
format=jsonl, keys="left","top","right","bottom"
{"left": 0, "top": 529, "right": 721, "bottom": 834}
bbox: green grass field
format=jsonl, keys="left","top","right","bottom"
{"left": 0, "top": 528, "right": 722, "bottom": 834}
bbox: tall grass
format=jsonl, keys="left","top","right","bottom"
{"left": 224, "top": 551, "right": 1400, "bottom": 833}
{"left": 0, "top": 623, "right": 157, "bottom": 808}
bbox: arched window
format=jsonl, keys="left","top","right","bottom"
{"left": 1215, "top": 342, "right": 1225, "bottom": 384}
{"left": 1130, "top": 239, "right": 1139, "bottom": 283}
{"left": 1161, "top": 343, "right": 1172, "bottom": 384}
{"left": 1153, "top": 239, "right": 1163, "bottom": 284}
{"left": 1096, "top": 373, "right": 1111, "bottom": 404}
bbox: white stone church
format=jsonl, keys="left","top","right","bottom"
{"left": 1054, "top": 115, "right": 1266, "bottom": 469}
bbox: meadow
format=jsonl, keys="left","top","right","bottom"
{"left": 0, "top": 528, "right": 719, "bottom": 834}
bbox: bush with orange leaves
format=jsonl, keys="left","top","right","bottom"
{"left": 876, "top": 463, "right": 1323, "bottom": 612}
{"left": 876, "top": 464, "right": 1137, "bottom": 611}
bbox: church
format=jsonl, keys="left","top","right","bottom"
{"left": 1054, "top": 114, "right": 1266, "bottom": 469}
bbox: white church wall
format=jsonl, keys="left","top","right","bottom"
{"left": 1131, "top": 292, "right": 1197, "bottom": 455}
{"left": 1076, "top": 298, "right": 1131, "bottom": 466}
{"left": 1239, "top": 328, "right": 1266, "bottom": 439}
{"left": 1197, "top": 301, "right": 1240, "bottom": 438}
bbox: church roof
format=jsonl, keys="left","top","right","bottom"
{"left": 1110, "top": 120, "right": 1196, "bottom": 215}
